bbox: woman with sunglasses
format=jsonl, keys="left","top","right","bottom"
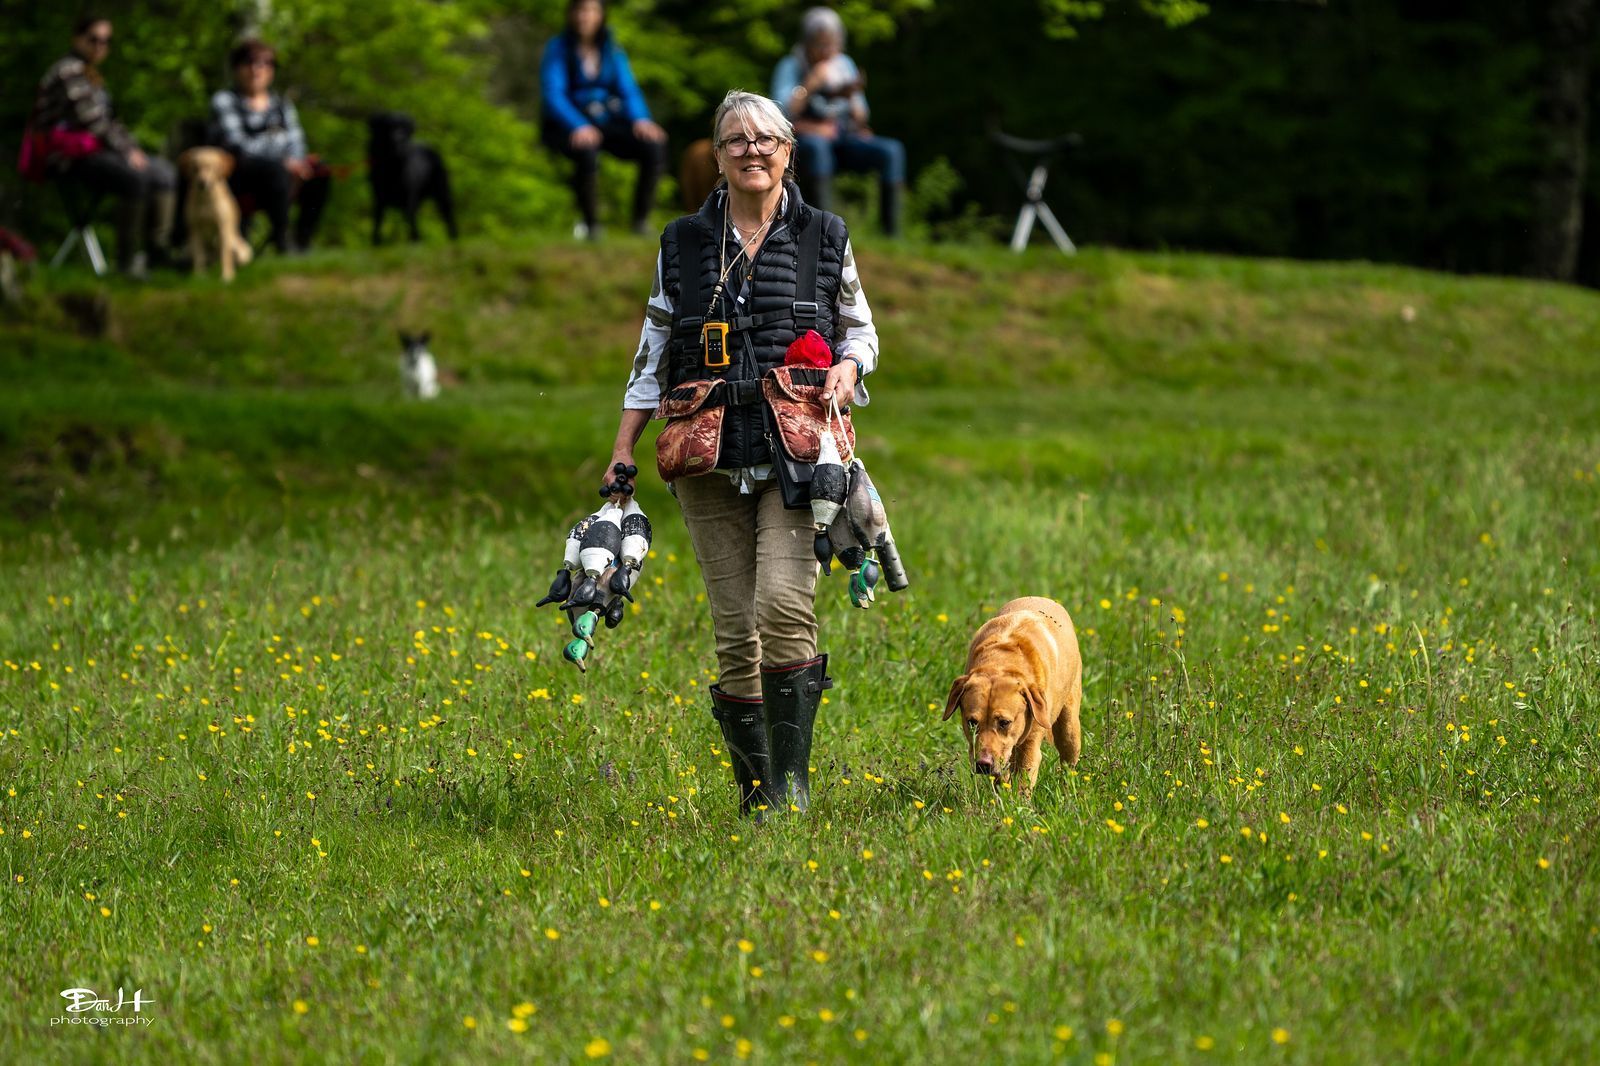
{"left": 29, "top": 14, "right": 177, "bottom": 276}
{"left": 606, "top": 90, "right": 880, "bottom": 818}
{"left": 210, "top": 39, "right": 330, "bottom": 253}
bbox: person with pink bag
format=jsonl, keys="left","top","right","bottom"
{"left": 25, "top": 15, "right": 176, "bottom": 277}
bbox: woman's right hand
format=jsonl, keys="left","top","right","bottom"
{"left": 570, "top": 125, "right": 603, "bottom": 151}
{"left": 601, "top": 455, "right": 638, "bottom": 498}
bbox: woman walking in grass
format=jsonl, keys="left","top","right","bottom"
{"left": 604, "top": 90, "right": 879, "bottom": 817}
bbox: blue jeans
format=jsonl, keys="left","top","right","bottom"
{"left": 793, "top": 134, "right": 905, "bottom": 233}
{"left": 794, "top": 133, "right": 906, "bottom": 185}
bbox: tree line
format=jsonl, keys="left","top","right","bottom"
{"left": 2, "top": 0, "right": 1596, "bottom": 284}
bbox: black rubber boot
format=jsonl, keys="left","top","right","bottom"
{"left": 760, "top": 654, "right": 831, "bottom": 813}
{"left": 881, "top": 180, "right": 904, "bottom": 238}
{"left": 710, "top": 686, "right": 772, "bottom": 818}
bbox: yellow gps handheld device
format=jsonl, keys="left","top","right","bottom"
{"left": 702, "top": 320, "right": 730, "bottom": 370}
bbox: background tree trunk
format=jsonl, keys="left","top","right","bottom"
{"left": 1529, "top": 0, "right": 1595, "bottom": 281}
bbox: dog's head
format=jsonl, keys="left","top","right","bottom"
{"left": 398, "top": 330, "right": 432, "bottom": 366}
{"left": 179, "top": 147, "right": 234, "bottom": 190}
{"left": 368, "top": 112, "right": 416, "bottom": 157}
{"left": 943, "top": 670, "right": 1044, "bottom": 777}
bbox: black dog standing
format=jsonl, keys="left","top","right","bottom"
{"left": 366, "top": 112, "right": 458, "bottom": 244}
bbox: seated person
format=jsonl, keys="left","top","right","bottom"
{"left": 540, "top": 0, "right": 667, "bottom": 238}
{"left": 29, "top": 15, "right": 176, "bottom": 276}
{"left": 210, "top": 39, "right": 330, "bottom": 253}
{"left": 771, "top": 7, "right": 905, "bottom": 236}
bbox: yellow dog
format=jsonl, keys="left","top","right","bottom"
{"left": 944, "top": 596, "right": 1083, "bottom": 792}
{"left": 179, "top": 147, "right": 253, "bottom": 282}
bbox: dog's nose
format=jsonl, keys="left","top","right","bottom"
{"left": 974, "top": 756, "right": 994, "bottom": 775}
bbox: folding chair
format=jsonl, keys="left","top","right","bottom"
{"left": 991, "top": 130, "right": 1081, "bottom": 255}
{"left": 47, "top": 180, "right": 109, "bottom": 275}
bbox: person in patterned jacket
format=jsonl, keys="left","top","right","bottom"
{"left": 209, "top": 39, "right": 331, "bottom": 253}
{"left": 31, "top": 15, "right": 176, "bottom": 276}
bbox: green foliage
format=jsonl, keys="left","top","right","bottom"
{"left": 859, "top": 0, "right": 1552, "bottom": 274}
{"left": 1041, "top": 0, "right": 1206, "bottom": 39}
{"left": 3, "top": 2, "right": 1595, "bottom": 281}
{"left": 256, "top": 0, "right": 569, "bottom": 241}
{"left": 0, "top": 0, "right": 1175, "bottom": 244}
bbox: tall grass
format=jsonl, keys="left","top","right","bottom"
{"left": 2, "top": 238, "right": 1598, "bottom": 1062}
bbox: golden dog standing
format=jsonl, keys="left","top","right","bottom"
{"left": 606, "top": 90, "right": 879, "bottom": 817}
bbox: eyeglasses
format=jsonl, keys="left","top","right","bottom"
{"left": 85, "top": 35, "right": 111, "bottom": 45}
{"left": 719, "top": 134, "right": 782, "bottom": 158}
{"left": 246, "top": 58, "right": 277, "bottom": 68}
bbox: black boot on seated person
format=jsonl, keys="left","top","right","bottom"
{"left": 710, "top": 686, "right": 772, "bottom": 819}
{"left": 760, "top": 654, "right": 831, "bottom": 814}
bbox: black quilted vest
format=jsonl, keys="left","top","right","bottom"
{"left": 662, "top": 180, "right": 848, "bottom": 469}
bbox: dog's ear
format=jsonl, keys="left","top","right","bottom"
{"left": 942, "top": 674, "right": 969, "bottom": 721}
{"left": 1022, "top": 681, "right": 1048, "bottom": 731}
{"left": 178, "top": 148, "right": 200, "bottom": 177}
{"left": 217, "top": 152, "right": 236, "bottom": 178}
{"left": 418, "top": 330, "right": 431, "bottom": 345}
{"left": 398, "top": 330, "right": 413, "bottom": 347}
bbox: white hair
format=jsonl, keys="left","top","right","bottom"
{"left": 711, "top": 90, "right": 796, "bottom": 177}
{"left": 800, "top": 6, "right": 846, "bottom": 46}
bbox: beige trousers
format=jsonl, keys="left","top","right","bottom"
{"left": 675, "top": 473, "right": 819, "bottom": 698}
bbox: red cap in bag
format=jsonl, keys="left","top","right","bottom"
{"left": 784, "top": 329, "right": 834, "bottom": 369}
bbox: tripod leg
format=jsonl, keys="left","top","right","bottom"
{"left": 1034, "top": 203, "right": 1076, "bottom": 255}
{"left": 1010, "top": 205, "right": 1037, "bottom": 253}
{"left": 83, "top": 228, "right": 109, "bottom": 275}
{"left": 51, "top": 229, "right": 80, "bottom": 268}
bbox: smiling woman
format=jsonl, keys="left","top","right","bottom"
{"left": 603, "top": 88, "right": 881, "bottom": 819}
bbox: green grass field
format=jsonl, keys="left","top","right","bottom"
{"left": 2, "top": 238, "right": 1599, "bottom": 1064}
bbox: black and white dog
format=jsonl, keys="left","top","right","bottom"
{"left": 367, "top": 112, "right": 458, "bottom": 245}
{"left": 398, "top": 330, "right": 440, "bottom": 399}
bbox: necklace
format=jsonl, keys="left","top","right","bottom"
{"left": 708, "top": 195, "right": 782, "bottom": 318}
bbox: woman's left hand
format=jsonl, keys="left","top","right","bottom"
{"left": 822, "top": 359, "right": 859, "bottom": 406}
{"left": 633, "top": 119, "right": 666, "bottom": 144}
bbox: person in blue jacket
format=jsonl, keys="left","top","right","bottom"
{"left": 540, "top": 0, "right": 667, "bottom": 238}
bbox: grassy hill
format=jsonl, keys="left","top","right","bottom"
{"left": 5, "top": 237, "right": 1599, "bottom": 551}
{"left": 3, "top": 239, "right": 1599, "bottom": 1063}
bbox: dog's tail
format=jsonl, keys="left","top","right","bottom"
{"left": 232, "top": 235, "right": 254, "bottom": 266}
